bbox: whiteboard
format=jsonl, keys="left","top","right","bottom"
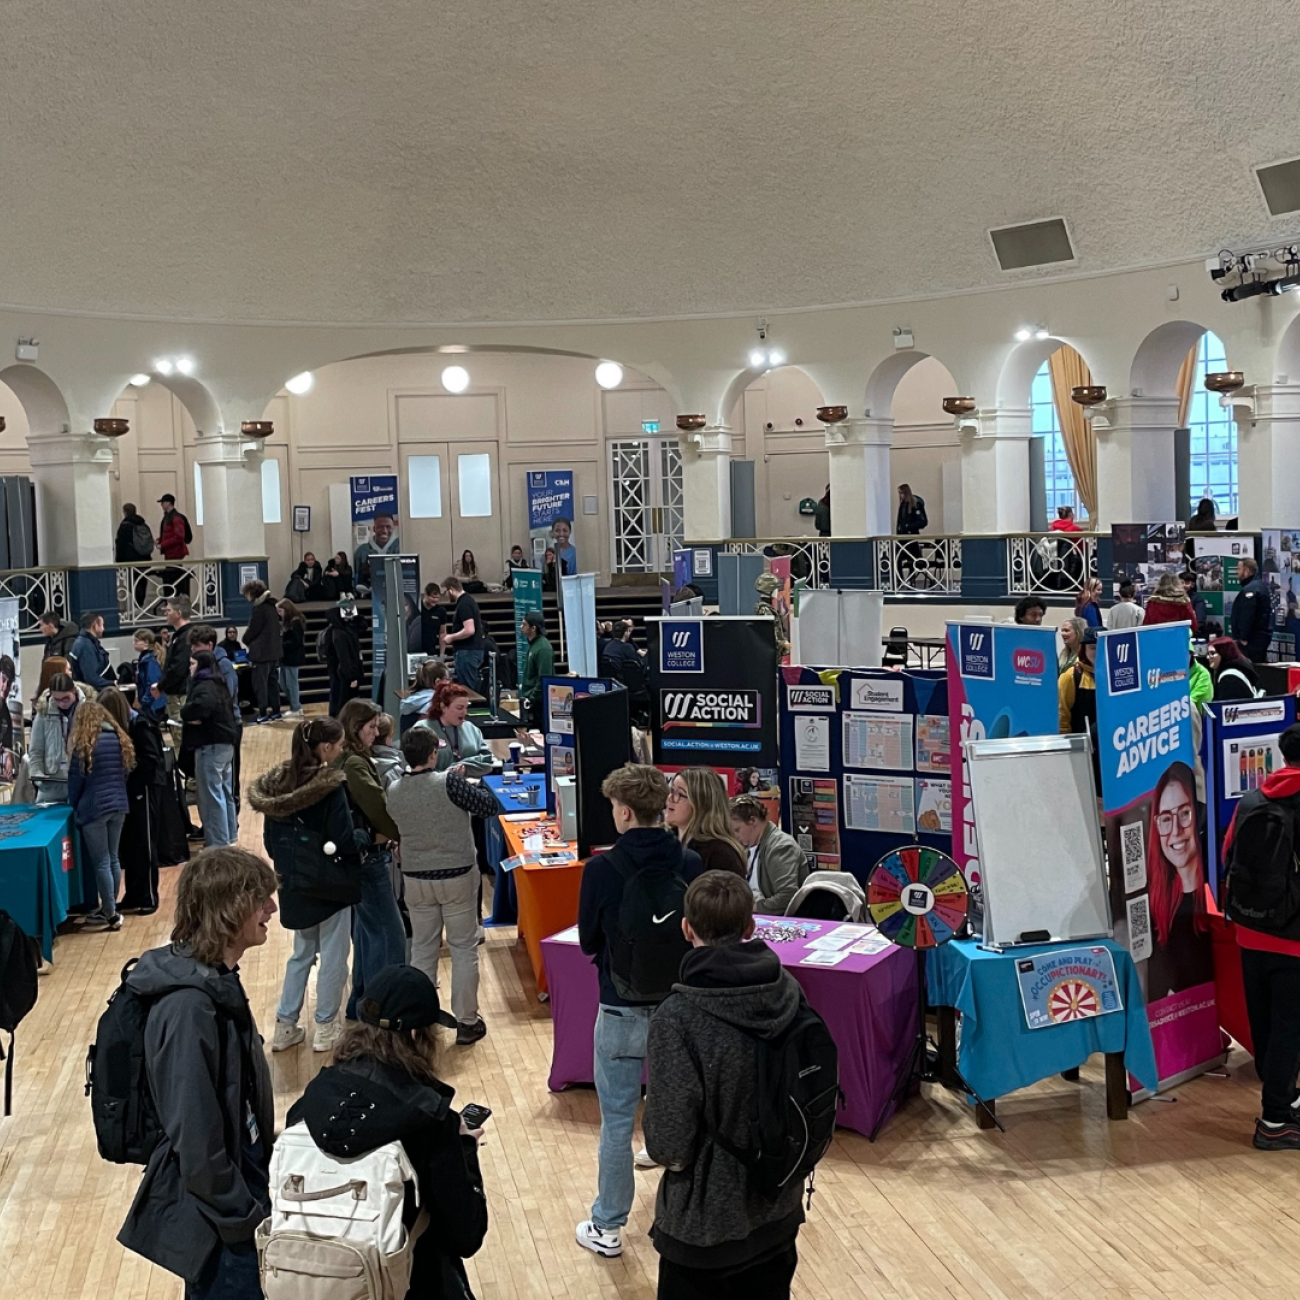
{"left": 795, "top": 589, "right": 883, "bottom": 668}
{"left": 965, "top": 734, "right": 1112, "bottom": 947}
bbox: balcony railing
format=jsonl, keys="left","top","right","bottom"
{"left": 116, "top": 561, "right": 223, "bottom": 625}
{"left": 719, "top": 539, "right": 831, "bottom": 588}
{"left": 0, "top": 566, "right": 68, "bottom": 634}
{"left": 1006, "top": 532, "right": 1097, "bottom": 596}
{"left": 874, "top": 536, "right": 963, "bottom": 595}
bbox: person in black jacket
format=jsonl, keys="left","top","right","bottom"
{"left": 287, "top": 552, "right": 327, "bottom": 601}
{"left": 181, "top": 651, "right": 240, "bottom": 847}
{"left": 158, "top": 597, "right": 194, "bottom": 720}
{"left": 326, "top": 599, "right": 363, "bottom": 717}
{"left": 276, "top": 598, "right": 307, "bottom": 717}
{"left": 241, "top": 580, "right": 283, "bottom": 723}
{"left": 896, "top": 483, "right": 927, "bottom": 534}
{"left": 99, "top": 686, "right": 166, "bottom": 915}
{"left": 1231, "top": 557, "right": 1273, "bottom": 662}
{"left": 115, "top": 501, "right": 155, "bottom": 562}
{"left": 250, "top": 715, "right": 363, "bottom": 1055}
{"left": 36, "top": 610, "right": 79, "bottom": 661}
{"left": 323, "top": 551, "right": 354, "bottom": 598}
{"left": 287, "top": 964, "right": 489, "bottom": 1300}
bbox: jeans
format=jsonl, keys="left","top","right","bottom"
{"left": 591, "top": 1002, "right": 653, "bottom": 1231}
{"left": 658, "top": 1244, "right": 799, "bottom": 1300}
{"left": 405, "top": 869, "right": 479, "bottom": 1024}
{"left": 251, "top": 661, "right": 281, "bottom": 715}
{"left": 276, "top": 908, "right": 352, "bottom": 1025}
{"left": 454, "top": 647, "right": 484, "bottom": 690}
{"left": 347, "top": 851, "right": 406, "bottom": 1020}
{"left": 82, "top": 811, "right": 125, "bottom": 919}
{"left": 1241, "top": 947, "right": 1300, "bottom": 1123}
{"left": 185, "top": 1236, "right": 261, "bottom": 1300}
{"left": 195, "top": 743, "right": 238, "bottom": 847}
{"left": 278, "top": 664, "right": 301, "bottom": 712}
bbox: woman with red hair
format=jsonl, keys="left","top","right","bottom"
{"left": 1143, "top": 761, "right": 1214, "bottom": 1001}
{"left": 419, "top": 680, "right": 493, "bottom": 775}
{"left": 1207, "top": 636, "right": 1262, "bottom": 701}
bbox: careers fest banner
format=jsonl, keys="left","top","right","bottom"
{"left": 350, "top": 475, "right": 400, "bottom": 551}
{"left": 527, "top": 471, "right": 574, "bottom": 530}
{"left": 1094, "top": 623, "right": 1223, "bottom": 1089}
{"left": 945, "top": 622, "right": 1060, "bottom": 907}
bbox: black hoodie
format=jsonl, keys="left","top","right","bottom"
{"left": 287, "top": 1056, "right": 488, "bottom": 1300}
{"left": 326, "top": 607, "right": 363, "bottom": 685}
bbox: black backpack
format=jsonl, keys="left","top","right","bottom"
{"left": 0, "top": 910, "right": 39, "bottom": 1116}
{"left": 714, "top": 1000, "right": 841, "bottom": 1202}
{"left": 607, "top": 845, "right": 691, "bottom": 1003}
{"left": 130, "top": 520, "right": 154, "bottom": 559}
{"left": 85, "top": 959, "right": 164, "bottom": 1164}
{"left": 1226, "top": 789, "right": 1300, "bottom": 937}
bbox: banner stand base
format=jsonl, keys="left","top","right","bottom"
{"left": 1129, "top": 1049, "right": 1231, "bottom": 1104}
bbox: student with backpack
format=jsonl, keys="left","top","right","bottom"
{"left": 1223, "top": 721, "right": 1300, "bottom": 1151}
{"left": 575, "top": 763, "right": 704, "bottom": 1259}
{"left": 645, "top": 870, "right": 836, "bottom": 1299}
{"left": 108, "top": 846, "right": 278, "bottom": 1297}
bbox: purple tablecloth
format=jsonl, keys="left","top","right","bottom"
{"left": 540, "top": 917, "right": 918, "bottom": 1137}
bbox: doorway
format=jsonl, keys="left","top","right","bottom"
{"left": 608, "top": 437, "right": 684, "bottom": 573}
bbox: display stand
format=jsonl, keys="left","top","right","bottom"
{"left": 539, "top": 675, "right": 620, "bottom": 814}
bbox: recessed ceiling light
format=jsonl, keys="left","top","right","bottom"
{"left": 129, "top": 373, "right": 151, "bottom": 387}
{"left": 594, "top": 361, "right": 624, "bottom": 390}
{"left": 1014, "top": 329, "right": 1033, "bottom": 343}
{"left": 285, "top": 371, "right": 314, "bottom": 395}
{"left": 174, "top": 357, "right": 195, "bottom": 376}
{"left": 154, "top": 358, "right": 174, "bottom": 375}
{"left": 441, "top": 365, "right": 470, "bottom": 394}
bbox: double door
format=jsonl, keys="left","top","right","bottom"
{"left": 397, "top": 441, "right": 501, "bottom": 581}
{"left": 608, "top": 437, "right": 684, "bottom": 573}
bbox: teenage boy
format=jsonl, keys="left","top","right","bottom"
{"left": 442, "top": 575, "right": 484, "bottom": 689}
{"left": 1107, "top": 581, "right": 1144, "bottom": 629}
{"left": 644, "top": 870, "right": 807, "bottom": 1299}
{"left": 159, "top": 596, "right": 195, "bottom": 720}
{"left": 1013, "top": 595, "right": 1047, "bottom": 625}
{"left": 575, "top": 763, "right": 704, "bottom": 1259}
{"left": 1224, "top": 722, "right": 1300, "bottom": 1150}
{"left": 518, "top": 609, "right": 554, "bottom": 725}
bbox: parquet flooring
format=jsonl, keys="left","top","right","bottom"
{"left": 0, "top": 714, "right": 1296, "bottom": 1298}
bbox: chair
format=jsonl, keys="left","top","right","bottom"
{"left": 786, "top": 870, "right": 866, "bottom": 922}
{"left": 882, "top": 626, "right": 909, "bottom": 668}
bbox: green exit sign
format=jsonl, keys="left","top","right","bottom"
{"left": 642, "top": 420, "right": 660, "bottom": 434}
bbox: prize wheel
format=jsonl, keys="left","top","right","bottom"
{"left": 867, "top": 846, "right": 969, "bottom": 949}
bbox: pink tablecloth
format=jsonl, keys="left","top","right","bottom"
{"left": 540, "top": 918, "right": 918, "bottom": 1137}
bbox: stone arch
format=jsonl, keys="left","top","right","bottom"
{"left": 716, "top": 364, "right": 825, "bottom": 429}
{"left": 1129, "top": 320, "right": 1211, "bottom": 398}
{"left": 863, "top": 351, "right": 958, "bottom": 419}
{"left": 995, "top": 335, "right": 1095, "bottom": 408}
{"left": 0, "top": 364, "right": 70, "bottom": 438}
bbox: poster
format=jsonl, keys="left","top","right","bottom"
{"left": 541, "top": 675, "right": 612, "bottom": 807}
{"left": 849, "top": 677, "right": 903, "bottom": 712}
{"left": 1110, "top": 522, "right": 1186, "bottom": 606}
{"left": 672, "top": 549, "right": 692, "bottom": 594}
{"left": 527, "top": 470, "right": 573, "bottom": 531}
{"left": 1222, "top": 735, "right": 1283, "bottom": 798}
{"left": 512, "top": 568, "right": 544, "bottom": 686}
{"left": 1015, "top": 946, "right": 1123, "bottom": 1030}
{"left": 793, "top": 714, "right": 830, "bottom": 771}
{"left": 1095, "top": 623, "right": 1222, "bottom": 1089}
{"left": 0, "top": 598, "right": 22, "bottom": 784}
{"left": 916, "top": 778, "right": 951, "bottom": 834}
{"left": 547, "top": 683, "right": 576, "bottom": 735}
{"left": 842, "top": 712, "right": 913, "bottom": 771}
{"left": 844, "top": 773, "right": 916, "bottom": 834}
{"left": 349, "top": 475, "right": 400, "bottom": 560}
{"left": 915, "top": 714, "right": 950, "bottom": 773}
{"left": 1261, "top": 528, "right": 1300, "bottom": 660}
{"left": 789, "top": 776, "right": 840, "bottom": 870}
{"left": 1190, "top": 534, "right": 1249, "bottom": 631}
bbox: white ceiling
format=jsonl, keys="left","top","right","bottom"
{"left": 3, "top": 1, "right": 1298, "bottom": 326}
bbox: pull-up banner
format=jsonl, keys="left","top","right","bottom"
{"left": 1094, "top": 622, "right": 1223, "bottom": 1091}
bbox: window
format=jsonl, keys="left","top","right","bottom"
{"left": 1031, "top": 359, "right": 1081, "bottom": 517}
{"left": 1188, "top": 330, "right": 1237, "bottom": 516}
{"left": 192, "top": 462, "right": 204, "bottom": 527}
{"left": 457, "top": 453, "right": 492, "bottom": 517}
{"left": 408, "top": 455, "right": 443, "bottom": 518}
{"left": 261, "top": 457, "right": 282, "bottom": 524}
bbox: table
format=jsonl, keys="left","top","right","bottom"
{"left": 483, "top": 773, "right": 547, "bottom": 926}
{"left": 0, "top": 804, "right": 83, "bottom": 960}
{"left": 927, "top": 938, "right": 1157, "bottom": 1127}
{"left": 501, "top": 816, "right": 584, "bottom": 996}
{"left": 540, "top": 918, "right": 919, "bottom": 1137}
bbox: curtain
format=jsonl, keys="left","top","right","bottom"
{"left": 1175, "top": 342, "right": 1197, "bottom": 428}
{"left": 1048, "top": 345, "right": 1098, "bottom": 524}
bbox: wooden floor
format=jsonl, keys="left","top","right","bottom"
{"left": 2, "top": 716, "right": 1298, "bottom": 1299}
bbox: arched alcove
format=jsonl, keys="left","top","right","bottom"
{"left": 889, "top": 356, "right": 961, "bottom": 534}
{"left": 995, "top": 334, "right": 1094, "bottom": 409}
{"left": 0, "top": 365, "right": 70, "bottom": 439}
{"left": 1129, "top": 320, "right": 1210, "bottom": 398}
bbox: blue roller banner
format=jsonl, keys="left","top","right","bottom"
{"left": 527, "top": 471, "right": 573, "bottom": 530}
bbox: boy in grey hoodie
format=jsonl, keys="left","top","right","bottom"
{"left": 644, "top": 869, "right": 806, "bottom": 1299}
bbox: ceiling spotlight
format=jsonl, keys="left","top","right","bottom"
{"left": 767, "top": 348, "right": 787, "bottom": 367}
{"left": 285, "top": 371, "right": 314, "bottom": 395}
{"left": 174, "top": 356, "right": 195, "bottom": 376}
{"left": 441, "top": 365, "right": 470, "bottom": 394}
{"left": 129, "top": 373, "right": 151, "bottom": 387}
{"left": 154, "top": 358, "right": 174, "bottom": 375}
{"left": 594, "top": 361, "right": 624, "bottom": 390}
{"left": 749, "top": 348, "right": 767, "bottom": 369}
{"left": 1034, "top": 328, "right": 1050, "bottom": 340}
{"left": 1014, "top": 328, "right": 1033, "bottom": 343}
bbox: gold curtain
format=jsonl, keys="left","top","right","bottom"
{"left": 1175, "top": 342, "right": 1197, "bottom": 428}
{"left": 1048, "top": 345, "right": 1098, "bottom": 524}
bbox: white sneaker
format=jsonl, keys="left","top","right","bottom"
{"left": 271, "top": 1021, "right": 306, "bottom": 1052}
{"left": 575, "top": 1220, "right": 623, "bottom": 1258}
{"left": 634, "top": 1147, "right": 659, "bottom": 1169}
{"left": 312, "top": 1019, "right": 343, "bottom": 1052}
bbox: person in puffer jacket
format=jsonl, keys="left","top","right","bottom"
{"left": 67, "top": 701, "right": 135, "bottom": 930}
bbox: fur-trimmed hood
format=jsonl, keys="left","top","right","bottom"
{"left": 248, "top": 761, "right": 346, "bottom": 819}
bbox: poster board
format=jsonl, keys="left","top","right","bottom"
{"left": 1189, "top": 533, "right": 1251, "bottom": 634}
{"left": 1111, "top": 522, "right": 1186, "bottom": 605}
{"left": 1261, "top": 528, "right": 1300, "bottom": 660}
{"left": 349, "top": 475, "right": 400, "bottom": 568}
{"left": 0, "top": 597, "right": 22, "bottom": 786}
{"left": 572, "top": 690, "right": 633, "bottom": 856}
{"left": 541, "top": 675, "right": 618, "bottom": 814}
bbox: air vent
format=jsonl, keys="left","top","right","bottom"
{"left": 989, "top": 218, "right": 1075, "bottom": 271}
{"left": 1256, "top": 158, "right": 1300, "bottom": 216}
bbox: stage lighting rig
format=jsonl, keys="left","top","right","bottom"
{"left": 1208, "top": 242, "right": 1300, "bottom": 301}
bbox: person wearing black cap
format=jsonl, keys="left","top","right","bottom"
{"left": 518, "top": 608, "right": 553, "bottom": 726}
{"left": 157, "top": 492, "right": 194, "bottom": 599}
{"left": 287, "top": 965, "right": 490, "bottom": 1298}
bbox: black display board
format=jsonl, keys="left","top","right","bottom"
{"left": 572, "top": 689, "right": 633, "bottom": 856}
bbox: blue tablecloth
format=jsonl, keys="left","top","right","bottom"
{"left": 927, "top": 937, "right": 1158, "bottom": 1100}
{"left": 483, "top": 773, "right": 546, "bottom": 926}
{"left": 0, "top": 804, "right": 83, "bottom": 960}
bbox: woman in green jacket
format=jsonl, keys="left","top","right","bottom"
{"left": 337, "top": 698, "right": 406, "bottom": 1020}
{"left": 417, "top": 681, "right": 493, "bottom": 775}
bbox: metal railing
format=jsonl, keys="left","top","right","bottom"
{"left": 0, "top": 566, "right": 69, "bottom": 634}
{"left": 873, "top": 536, "right": 962, "bottom": 595}
{"left": 1006, "top": 533, "right": 1098, "bottom": 596}
{"left": 720, "top": 539, "right": 831, "bottom": 588}
{"left": 116, "top": 561, "right": 223, "bottom": 625}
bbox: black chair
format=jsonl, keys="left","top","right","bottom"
{"left": 788, "top": 887, "right": 852, "bottom": 922}
{"left": 883, "top": 625, "right": 909, "bottom": 668}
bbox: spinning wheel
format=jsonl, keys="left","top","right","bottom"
{"left": 867, "top": 846, "right": 968, "bottom": 949}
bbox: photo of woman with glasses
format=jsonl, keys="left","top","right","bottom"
{"left": 1144, "top": 760, "right": 1215, "bottom": 1002}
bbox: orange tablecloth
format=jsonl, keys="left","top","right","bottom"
{"left": 501, "top": 817, "right": 585, "bottom": 996}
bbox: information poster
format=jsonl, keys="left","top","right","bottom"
{"left": 349, "top": 475, "right": 400, "bottom": 561}
{"left": 790, "top": 776, "right": 840, "bottom": 870}
{"left": 1261, "top": 528, "right": 1300, "bottom": 660}
{"left": 1190, "top": 534, "right": 1250, "bottom": 632}
{"left": 844, "top": 773, "right": 916, "bottom": 834}
{"left": 915, "top": 714, "right": 950, "bottom": 773}
{"left": 541, "top": 675, "right": 613, "bottom": 810}
{"left": 1111, "top": 522, "right": 1186, "bottom": 606}
{"left": 843, "top": 712, "right": 913, "bottom": 771}
{"left": 512, "top": 568, "right": 544, "bottom": 684}
{"left": 1095, "top": 623, "right": 1222, "bottom": 1090}
{"left": 916, "top": 778, "right": 951, "bottom": 834}
{"left": 794, "top": 714, "right": 830, "bottom": 771}
{"left": 1015, "top": 946, "right": 1123, "bottom": 1030}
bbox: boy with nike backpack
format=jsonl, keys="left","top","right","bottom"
{"left": 575, "top": 764, "right": 703, "bottom": 1260}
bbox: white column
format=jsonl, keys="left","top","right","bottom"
{"left": 679, "top": 424, "right": 732, "bottom": 540}
{"left": 1238, "top": 384, "right": 1300, "bottom": 528}
{"left": 826, "top": 418, "right": 892, "bottom": 536}
{"left": 194, "top": 430, "right": 267, "bottom": 559}
{"left": 1093, "top": 396, "right": 1178, "bottom": 528}
{"left": 959, "top": 407, "right": 1032, "bottom": 533}
{"left": 27, "top": 432, "right": 116, "bottom": 566}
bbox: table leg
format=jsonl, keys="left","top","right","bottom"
{"left": 1060, "top": 1066, "right": 1081, "bottom": 1082}
{"left": 975, "top": 1097, "right": 998, "bottom": 1130}
{"left": 936, "top": 1006, "right": 958, "bottom": 1087}
{"left": 1104, "top": 1052, "right": 1129, "bottom": 1120}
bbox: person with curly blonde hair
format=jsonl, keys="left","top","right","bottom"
{"left": 68, "top": 699, "right": 136, "bottom": 930}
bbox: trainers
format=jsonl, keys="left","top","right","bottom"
{"left": 312, "top": 1020, "right": 343, "bottom": 1053}
{"left": 575, "top": 1220, "right": 622, "bottom": 1258}
{"left": 455, "top": 1017, "right": 488, "bottom": 1046}
{"left": 106, "top": 913, "right": 123, "bottom": 932}
{"left": 634, "top": 1147, "right": 659, "bottom": 1170}
{"left": 254, "top": 714, "right": 271, "bottom": 725}
{"left": 1253, "top": 1118, "right": 1300, "bottom": 1150}
{"left": 271, "top": 1021, "right": 306, "bottom": 1052}
{"left": 77, "top": 910, "right": 108, "bottom": 929}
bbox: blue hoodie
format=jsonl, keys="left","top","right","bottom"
{"left": 212, "top": 645, "right": 239, "bottom": 702}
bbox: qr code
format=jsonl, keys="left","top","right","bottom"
{"left": 1121, "top": 820, "right": 1147, "bottom": 892}
{"left": 1126, "top": 893, "right": 1153, "bottom": 963}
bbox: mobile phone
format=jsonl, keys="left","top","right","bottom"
{"left": 460, "top": 1103, "right": 492, "bottom": 1131}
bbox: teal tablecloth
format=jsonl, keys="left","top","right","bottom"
{"left": 927, "top": 937, "right": 1158, "bottom": 1100}
{"left": 0, "top": 804, "right": 83, "bottom": 960}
